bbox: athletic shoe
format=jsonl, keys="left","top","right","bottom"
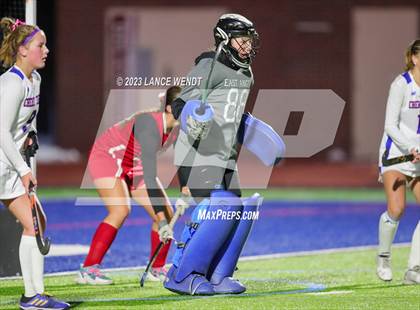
{"left": 404, "top": 266, "right": 420, "bottom": 285}
{"left": 376, "top": 255, "right": 392, "bottom": 281}
{"left": 19, "top": 292, "right": 70, "bottom": 309}
{"left": 149, "top": 266, "right": 168, "bottom": 282}
{"left": 75, "top": 264, "right": 113, "bottom": 285}
{"left": 145, "top": 270, "right": 161, "bottom": 282}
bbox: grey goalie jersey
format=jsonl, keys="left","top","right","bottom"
{"left": 174, "top": 52, "right": 254, "bottom": 170}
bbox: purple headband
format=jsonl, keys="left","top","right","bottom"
{"left": 22, "top": 28, "right": 40, "bottom": 45}
{"left": 9, "top": 19, "right": 40, "bottom": 46}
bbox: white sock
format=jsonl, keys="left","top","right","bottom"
{"left": 408, "top": 221, "right": 420, "bottom": 269}
{"left": 19, "top": 235, "right": 36, "bottom": 297}
{"left": 378, "top": 211, "right": 399, "bottom": 256}
{"left": 31, "top": 244, "right": 45, "bottom": 294}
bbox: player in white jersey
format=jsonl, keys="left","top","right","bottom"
{"left": 0, "top": 60, "right": 40, "bottom": 197}
{"left": 376, "top": 39, "right": 420, "bottom": 285}
{"left": 0, "top": 17, "right": 69, "bottom": 309}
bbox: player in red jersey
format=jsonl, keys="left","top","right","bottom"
{"left": 76, "top": 86, "right": 182, "bottom": 284}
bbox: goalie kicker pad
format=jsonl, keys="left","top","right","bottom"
{"left": 180, "top": 99, "right": 214, "bottom": 140}
{"left": 208, "top": 193, "right": 262, "bottom": 294}
{"left": 164, "top": 190, "right": 242, "bottom": 295}
{"left": 238, "top": 112, "right": 285, "bottom": 166}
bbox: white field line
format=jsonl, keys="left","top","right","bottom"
{"left": 306, "top": 290, "right": 353, "bottom": 296}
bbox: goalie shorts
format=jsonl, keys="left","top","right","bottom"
{"left": 88, "top": 147, "right": 145, "bottom": 190}
{"left": 0, "top": 160, "right": 26, "bottom": 200}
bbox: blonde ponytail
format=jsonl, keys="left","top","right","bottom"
{"left": 0, "top": 17, "right": 38, "bottom": 68}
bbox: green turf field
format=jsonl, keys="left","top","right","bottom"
{"left": 1, "top": 246, "right": 418, "bottom": 309}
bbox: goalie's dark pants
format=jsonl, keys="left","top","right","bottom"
{"left": 164, "top": 166, "right": 260, "bottom": 295}
{"left": 177, "top": 165, "right": 242, "bottom": 201}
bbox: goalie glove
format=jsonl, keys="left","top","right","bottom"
{"left": 238, "top": 113, "right": 285, "bottom": 166}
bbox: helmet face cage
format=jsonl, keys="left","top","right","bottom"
{"left": 214, "top": 15, "right": 259, "bottom": 67}
{"left": 230, "top": 30, "right": 259, "bottom": 60}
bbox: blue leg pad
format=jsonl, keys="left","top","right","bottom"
{"left": 164, "top": 190, "right": 242, "bottom": 295}
{"left": 171, "top": 199, "right": 209, "bottom": 267}
{"left": 209, "top": 193, "right": 262, "bottom": 294}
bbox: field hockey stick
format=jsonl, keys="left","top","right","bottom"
{"left": 381, "top": 151, "right": 415, "bottom": 167}
{"left": 140, "top": 194, "right": 189, "bottom": 287}
{"left": 24, "top": 151, "right": 51, "bottom": 255}
{"left": 198, "top": 36, "right": 229, "bottom": 114}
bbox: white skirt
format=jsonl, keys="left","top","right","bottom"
{"left": 378, "top": 160, "right": 420, "bottom": 183}
{"left": 0, "top": 160, "right": 26, "bottom": 200}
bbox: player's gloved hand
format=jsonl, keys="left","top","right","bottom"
{"left": 180, "top": 100, "right": 214, "bottom": 140}
{"left": 175, "top": 194, "right": 191, "bottom": 216}
{"left": 181, "top": 186, "right": 191, "bottom": 197}
{"left": 158, "top": 219, "right": 174, "bottom": 243}
{"left": 24, "top": 131, "right": 39, "bottom": 157}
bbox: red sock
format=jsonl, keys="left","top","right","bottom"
{"left": 83, "top": 222, "right": 117, "bottom": 267}
{"left": 150, "top": 230, "right": 172, "bottom": 268}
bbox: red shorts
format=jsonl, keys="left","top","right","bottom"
{"left": 88, "top": 146, "right": 145, "bottom": 190}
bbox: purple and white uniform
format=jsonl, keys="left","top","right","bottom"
{"left": 379, "top": 71, "right": 420, "bottom": 177}
{"left": 0, "top": 65, "right": 40, "bottom": 199}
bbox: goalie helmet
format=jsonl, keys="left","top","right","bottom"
{"left": 213, "top": 13, "right": 259, "bottom": 69}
